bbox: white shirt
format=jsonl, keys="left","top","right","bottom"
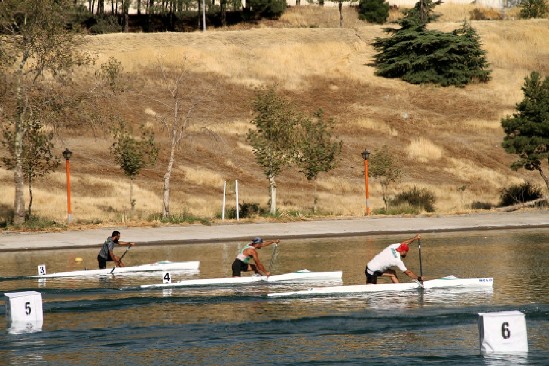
{"left": 367, "top": 243, "right": 407, "bottom": 273}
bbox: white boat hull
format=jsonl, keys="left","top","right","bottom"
{"left": 140, "top": 270, "right": 343, "bottom": 289}
{"left": 33, "top": 261, "right": 200, "bottom": 278}
{"left": 267, "top": 276, "right": 494, "bottom": 297}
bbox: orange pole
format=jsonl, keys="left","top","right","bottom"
{"left": 66, "top": 158, "right": 72, "bottom": 223}
{"left": 364, "top": 159, "right": 370, "bottom": 216}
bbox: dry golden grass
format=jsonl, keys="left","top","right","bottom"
{"left": 1, "top": 7, "right": 548, "bottom": 226}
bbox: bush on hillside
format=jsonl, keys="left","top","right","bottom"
{"left": 519, "top": 0, "right": 548, "bottom": 19}
{"left": 358, "top": 0, "right": 390, "bottom": 24}
{"left": 391, "top": 186, "right": 436, "bottom": 212}
{"left": 499, "top": 182, "right": 543, "bottom": 207}
{"left": 248, "top": 0, "right": 286, "bottom": 18}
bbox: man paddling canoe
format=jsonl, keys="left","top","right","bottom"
{"left": 365, "top": 234, "right": 423, "bottom": 284}
{"left": 232, "top": 237, "right": 280, "bottom": 277}
{"left": 97, "top": 230, "right": 136, "bottom": 269}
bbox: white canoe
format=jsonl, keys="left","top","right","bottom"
{"left": 140, "top": 269, "right": 343, "bottom": 289}
{"left": 267, "top": 276, "right": 494, "bottom": 297}
{"left": 33, "top": 261, "right": 200, "bottom": 278}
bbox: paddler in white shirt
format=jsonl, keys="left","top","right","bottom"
{"left": 365, "top": 234, "right": 424, "bottom": 284}
{"left": 231, "top": 237, "right": 280, "bottom": 277}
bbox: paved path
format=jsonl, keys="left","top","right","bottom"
{"left": 0, "top": 210, "right": 548, "bottom": 252}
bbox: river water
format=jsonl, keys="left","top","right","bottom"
{"left": 1, "top": 228, "right": 548, "bottom": 365}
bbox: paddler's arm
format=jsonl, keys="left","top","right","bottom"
{"left": 259, "top": 239, "right": 280, "bottom": 248}
{"left": 118, "top": 241, "right": 136, "bottom": 247}
{"left": 251, "top": 251, "right": 270, "bottom": 276}
{"left": 109, "top": 249, "right": 121, "bottom": 267}
{"left": 401, "top": 234, "right": 421, "bottom": 245}
{"left": 404, "top": 270, "right": 424, "bottom": 282}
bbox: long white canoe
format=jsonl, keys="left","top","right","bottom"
{"left": 267, "top": 276, "right": 493, "bottom": 297}
{"left": 140, "top": 270, "right": 343, "bottom": 289}
{"left": 32, "top": 261, "right": 200, "bottom": 278}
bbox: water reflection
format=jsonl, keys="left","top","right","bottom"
{"left": 482, "top": 353, "right": 530, "bottom": 366}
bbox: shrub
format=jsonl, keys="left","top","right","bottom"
{"left": 248, "top": 0, "right": 286, "bottom": 18}
{"left": 148, "top": 211, "right": 211, "bottom": 225}
{"left": 499, "top": 182, "right": 543, "bottom": 206}
{"left": 224, "top": 202, "right": 266, "bottom": 219}
{"left": 358, "top": 0, "right": 390, "bottom": 24}
{"left": 471, "top": 201, "right": 494, "bottom": 210}
{"left": 391, "top": 186, "right": 436, "bottom": 212}
{"left": 519, "top": 0, "right": 548, "bottom": 19}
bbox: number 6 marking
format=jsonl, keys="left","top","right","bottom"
{"left": 502, "top": 322, "right": 511, "bottom": 339}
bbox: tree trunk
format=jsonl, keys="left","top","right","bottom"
{"left": 312, "top": 179, "right": 317, "bottom": 213}
{"left": 162, "top": 140, "right": 176, "bottom": 218}
{"left": 339, "top": 2, "right": 343, "bottom": 27}
{"left": 269, "top": 175, "right": 277, "bottom": 215}
{"left": 13, "top": 67, "right": 26, "bottom": 225}
{"left": 130, "top": 178, "right": 135, "bottom": 214}
{"left": 537, "top": 166, "right": 549, "bottom": 192}
{"left": 28, "top": 175, "right": 33, "bottom": 218}
{"left": 197, "top": 0, "right": 201, "bottom": 30}
{"left": 221, "top": 0, "right": 226, "bottom": 27}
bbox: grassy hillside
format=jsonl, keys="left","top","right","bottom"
{"left": 1, "top": 5, "right": 548, "bottom": 226}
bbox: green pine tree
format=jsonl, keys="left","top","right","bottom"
{"left": 501, "top": 71, "right": 549, "bottom": 191}
{"left": 373, "top": 1, "right": 491, "bottom": 87}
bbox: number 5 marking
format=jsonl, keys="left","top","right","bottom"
{"left": 502, "top": 322, "right": 511, "bottom": 339}
{"left": 25, "top": 301, "right": 32, "bottom": 315}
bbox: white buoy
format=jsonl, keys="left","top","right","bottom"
{"left": 37, "top": 264, "right": 47, "bottom": 276}
{"left": 162, "top": 271, "right": 172, "bottom": 284}
{"left": 5, "top": 291, "right": 43, "bottom": 334}
{"left": 478, "top": 310, "right": 528, "bottom": 354}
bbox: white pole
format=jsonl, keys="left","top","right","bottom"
{"left": 222, "top": 180, "right": 226, "bottom": 221}
{"left": 235, "top": 180, "right": 240, "bottom": 221}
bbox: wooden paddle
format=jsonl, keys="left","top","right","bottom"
{"left": 110, "top": 246, "right": 131, "bottom": 274}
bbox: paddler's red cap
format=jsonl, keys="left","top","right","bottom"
{"left": 397, "top": 243, "right": 409, "bottom": 252}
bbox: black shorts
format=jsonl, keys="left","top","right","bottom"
{"left": 365, "top": 267, "right": 383, "bottom": 284}
{"left": 98, "top": 254, "right": 113, "bottom": 269}
{"left": 231, "top": 259, "right": 249, "bottom": 277}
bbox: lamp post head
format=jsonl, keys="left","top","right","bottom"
{"left": 62, "top": 148, "right": 72, "bottom": 160}
{"left": 361, "top": 149, "right": 370, "bottom": 161}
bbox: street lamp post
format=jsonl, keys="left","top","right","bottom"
{"left": 62, "top": 148, "right": 72, "bottom": 223}
{"left": 361, "top": 149, "right": 370, "bottom": 216}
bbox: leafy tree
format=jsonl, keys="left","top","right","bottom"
{"left": 247, "top": 86, "right": 298, "bottom": 215}
{"left": 248, "top": 0, "right": 286, "bottom": 18}
{"left": 358, "top": 0, "right": 389, "bottom": 24}
{"left": 2, "top": 119, "right": 60, "bottom": 218}
{"left": 373, "top": 0, "right": 491, "bottom": 87}
{"left": 110, "top": 120, "right": 159, "bottom": 214}
{"left": 501, "top": 71, "right": 549, "bottom": 191}
{"left": 295, "top": 110, "right": 342, "bottom": 212}
{"left": 368, "top": 145, "right": 402, "bottom": 211}
{"left": 144, "top": 59, "right": 214, "bottom": 219}
{"left": 0, "top": 0, "right": 93, "bottom": 224}
{"left": 519, "top": 0, "right": 547, "bottom": 19}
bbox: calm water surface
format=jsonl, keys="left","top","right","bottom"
{"left": 1, "top": 228, "right": 548, "bottom": 365}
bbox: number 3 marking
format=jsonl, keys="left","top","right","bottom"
{"left": 501, "top": 322, "right": 511, "bottom": 339}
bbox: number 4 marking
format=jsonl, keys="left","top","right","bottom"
{"left": 163, "top": 272, "right": 171, "bottom": 283}
{"left": 502, "top": 322, "right": 511, "bottom": 339}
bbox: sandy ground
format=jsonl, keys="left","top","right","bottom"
{"left": 0, "top": 210, "right": 548, "bottom": 252}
